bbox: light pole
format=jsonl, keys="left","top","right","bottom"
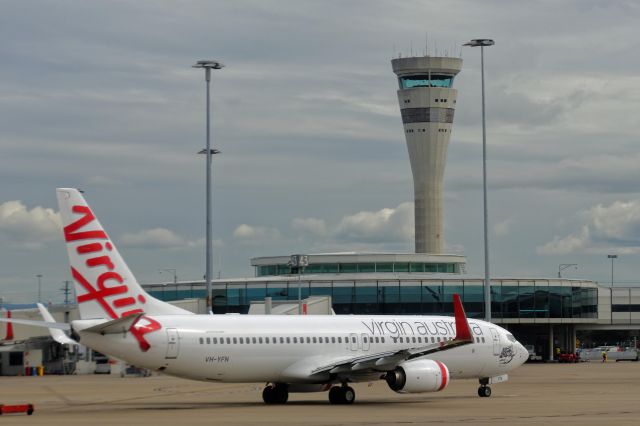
{"left": 558, "top": 264, "right": 577, "bottom": 278}
{"left": 464, "top": 38, "right": 495, "bottom": 322}
{"left": 607, "top": 255, "right": 618, "bottom": 287}
{"left": 289, "top": 255, "right": 309, "bottom": 315}
{"left": 193, "top": 60, "right": 224, "bottom": 315}
{"left": 158, "top": 268, "right": 178, "bottom": 284}
{"left": 36, "top": 274, "right": 43, "bottom": 303}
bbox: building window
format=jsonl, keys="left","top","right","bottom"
{"left": 9, "top": 352, "right": 23, "bottom": 366}
{"left": 401, "top": 107, "right": 455, "bottom": 124}
{"left": 400, "top": 74, "right": 454, "bottom": 89}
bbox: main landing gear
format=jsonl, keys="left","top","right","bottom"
{"left": 328, "top": 384, "right": 356, "bottom": 405}
{"left": 262, "top": 383, "right": 289, "bottom": 404}
{"left": 478, "top": 378, "right": 492, "bottom": 398}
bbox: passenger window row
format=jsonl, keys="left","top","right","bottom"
{"left": 198, "top": 336, "right": 387, "bottom": 345}
{"left": 197, "top": 335, "right": 485, "bottom": 345}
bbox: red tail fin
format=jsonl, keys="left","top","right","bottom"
{"left": 453, "top": 294, "right": 473, "bottom": 342}
{"left": 5, "top": 310, "right": 14, "bottom": 341}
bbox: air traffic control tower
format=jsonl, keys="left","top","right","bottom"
{"left": 392, "top": 56, "right": 462, "bottom": 254}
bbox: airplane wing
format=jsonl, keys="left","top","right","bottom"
{"left": 310, "top": 294, "right": 474, "bottom": 376}
{"left": 37, "top": 303, "right": 78, "bottom": 345}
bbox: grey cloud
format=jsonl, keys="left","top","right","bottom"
{"left": 119, "top": 228, "right": 203, "bottom": 249}
{"left": 537, "top": 200, "right": 640, "bottom": 255}
{"left": 291, "top": 218, "right": 327, "bottom": 236}
{"left": 0, "top": 200, "right": 61, "bottom": 249}
{"left": 332, "top": 202, "right": 414, "bottom": 244}
{"left": 4, "top": 0, "right": 640, "bottom": 299}
{"left": 233, "top": 224, "right": 281, "bottom": 244}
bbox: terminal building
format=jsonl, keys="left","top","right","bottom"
{"left": 143, "top": 252, "right": 619, "bottom": 361}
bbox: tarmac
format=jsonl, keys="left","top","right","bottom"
{"left": 1, "top": 362, "right": 639, "bottom": 425}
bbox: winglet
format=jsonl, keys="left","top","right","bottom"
{"left": 453, "top": 294, "right": 473, "bottom": 342}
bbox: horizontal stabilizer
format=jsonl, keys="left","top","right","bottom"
{"left": 0, "top": 317, "right": 70, "bottom": 330}
{"left": 37, "top": 303, "right": 78, "bottom": 345}
{"left": 83, "top": 313, "right": 144, "bottom": 335}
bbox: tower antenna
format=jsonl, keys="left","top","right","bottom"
{"left": 425, "top": 32, "right": 429, "bottom": 56}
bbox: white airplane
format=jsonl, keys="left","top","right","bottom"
{"left": 1, "top": 188, "right": 527, "bottom": 404}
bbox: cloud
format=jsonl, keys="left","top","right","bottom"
{"left": 536, "top": 226, "right": 590, "bottom": 255}
{"left": 233, "top": 224, "right": 281, "bottom": 243}
{"left": 537, "top": 200, "right": 640, "bottom": 255}
{"left": 0, "top": 200, "right": 61, "bottom": 249}
{"left": 588, "top": 200, "right": 640, "bottom": 244}
{"left": 119, "top": 228, "right": 201, "bottom": 249}
{"left": 85, "top": 175, "right": 124, "bottom": 186}
{"left": 291, "top": 217, "right": 327, "bottom": 236}
{"left": 494, "top": 218, "right": 515, "bottom": 237}
{"left": 333, "top": 202, "right": 414, "bottom": 244}
{"left": 234, "top": 202, "right": 414, "bottom": 249}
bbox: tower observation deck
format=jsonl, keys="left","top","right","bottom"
{"left": 391, "top": 56, "right": 462, "bottom": 254}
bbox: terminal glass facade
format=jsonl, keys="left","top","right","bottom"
{"left": 147, "top": 279, "right": 598, "bottom": 320}
{"left": 256, "top": 262, "right": 460, "bottom": 277}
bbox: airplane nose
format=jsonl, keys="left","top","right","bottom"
{"left": 517, "top": 343, "right": 528, "bottom": 364}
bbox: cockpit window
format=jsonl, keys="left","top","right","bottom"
{"left": 506, "top": 334, "right": 517, "bottom": 343}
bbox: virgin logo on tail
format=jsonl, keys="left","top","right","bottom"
{"left": 65, "top": 204, "right": 160, "bottom": 352}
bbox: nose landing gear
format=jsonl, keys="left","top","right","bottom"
{"left": 478, "top": 385, "right": 492, "bottom": 397}
{"left": 478, "top": 378, "right": 492, "bottom": 397}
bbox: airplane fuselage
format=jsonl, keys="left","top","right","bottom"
{"left": 77, "top": 314, "right": 527, "bottom": 384}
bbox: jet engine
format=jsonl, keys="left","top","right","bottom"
{"left": 385, "top": 359, "right": 450, "bottom": 393}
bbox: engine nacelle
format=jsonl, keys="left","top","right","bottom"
{"left": 385, "top": 359, "right": 450, "bottom": 393}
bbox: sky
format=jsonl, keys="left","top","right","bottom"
{"left": 2, "top": 0, "right": 640, "bottom": 303}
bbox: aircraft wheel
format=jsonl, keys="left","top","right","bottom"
{"left": 262, "top": 386, "right": 275, "bottom": 404}
{"left": 343, "top": 386, "right": 356, "bottom": 404}
{"left": 328, "top": 385, "right": 355, "bottom": 404}
{"left": 263, "top": 384, "right": 289, "bottom": 404}
{"left": 272, "top": 384, "right": 288, "bottom": 404}
{"left": 478, "top": 386, "right": 491, "bottom": 398}
{"left": 329, "top": 386, "right": 343, "bottom": 404}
